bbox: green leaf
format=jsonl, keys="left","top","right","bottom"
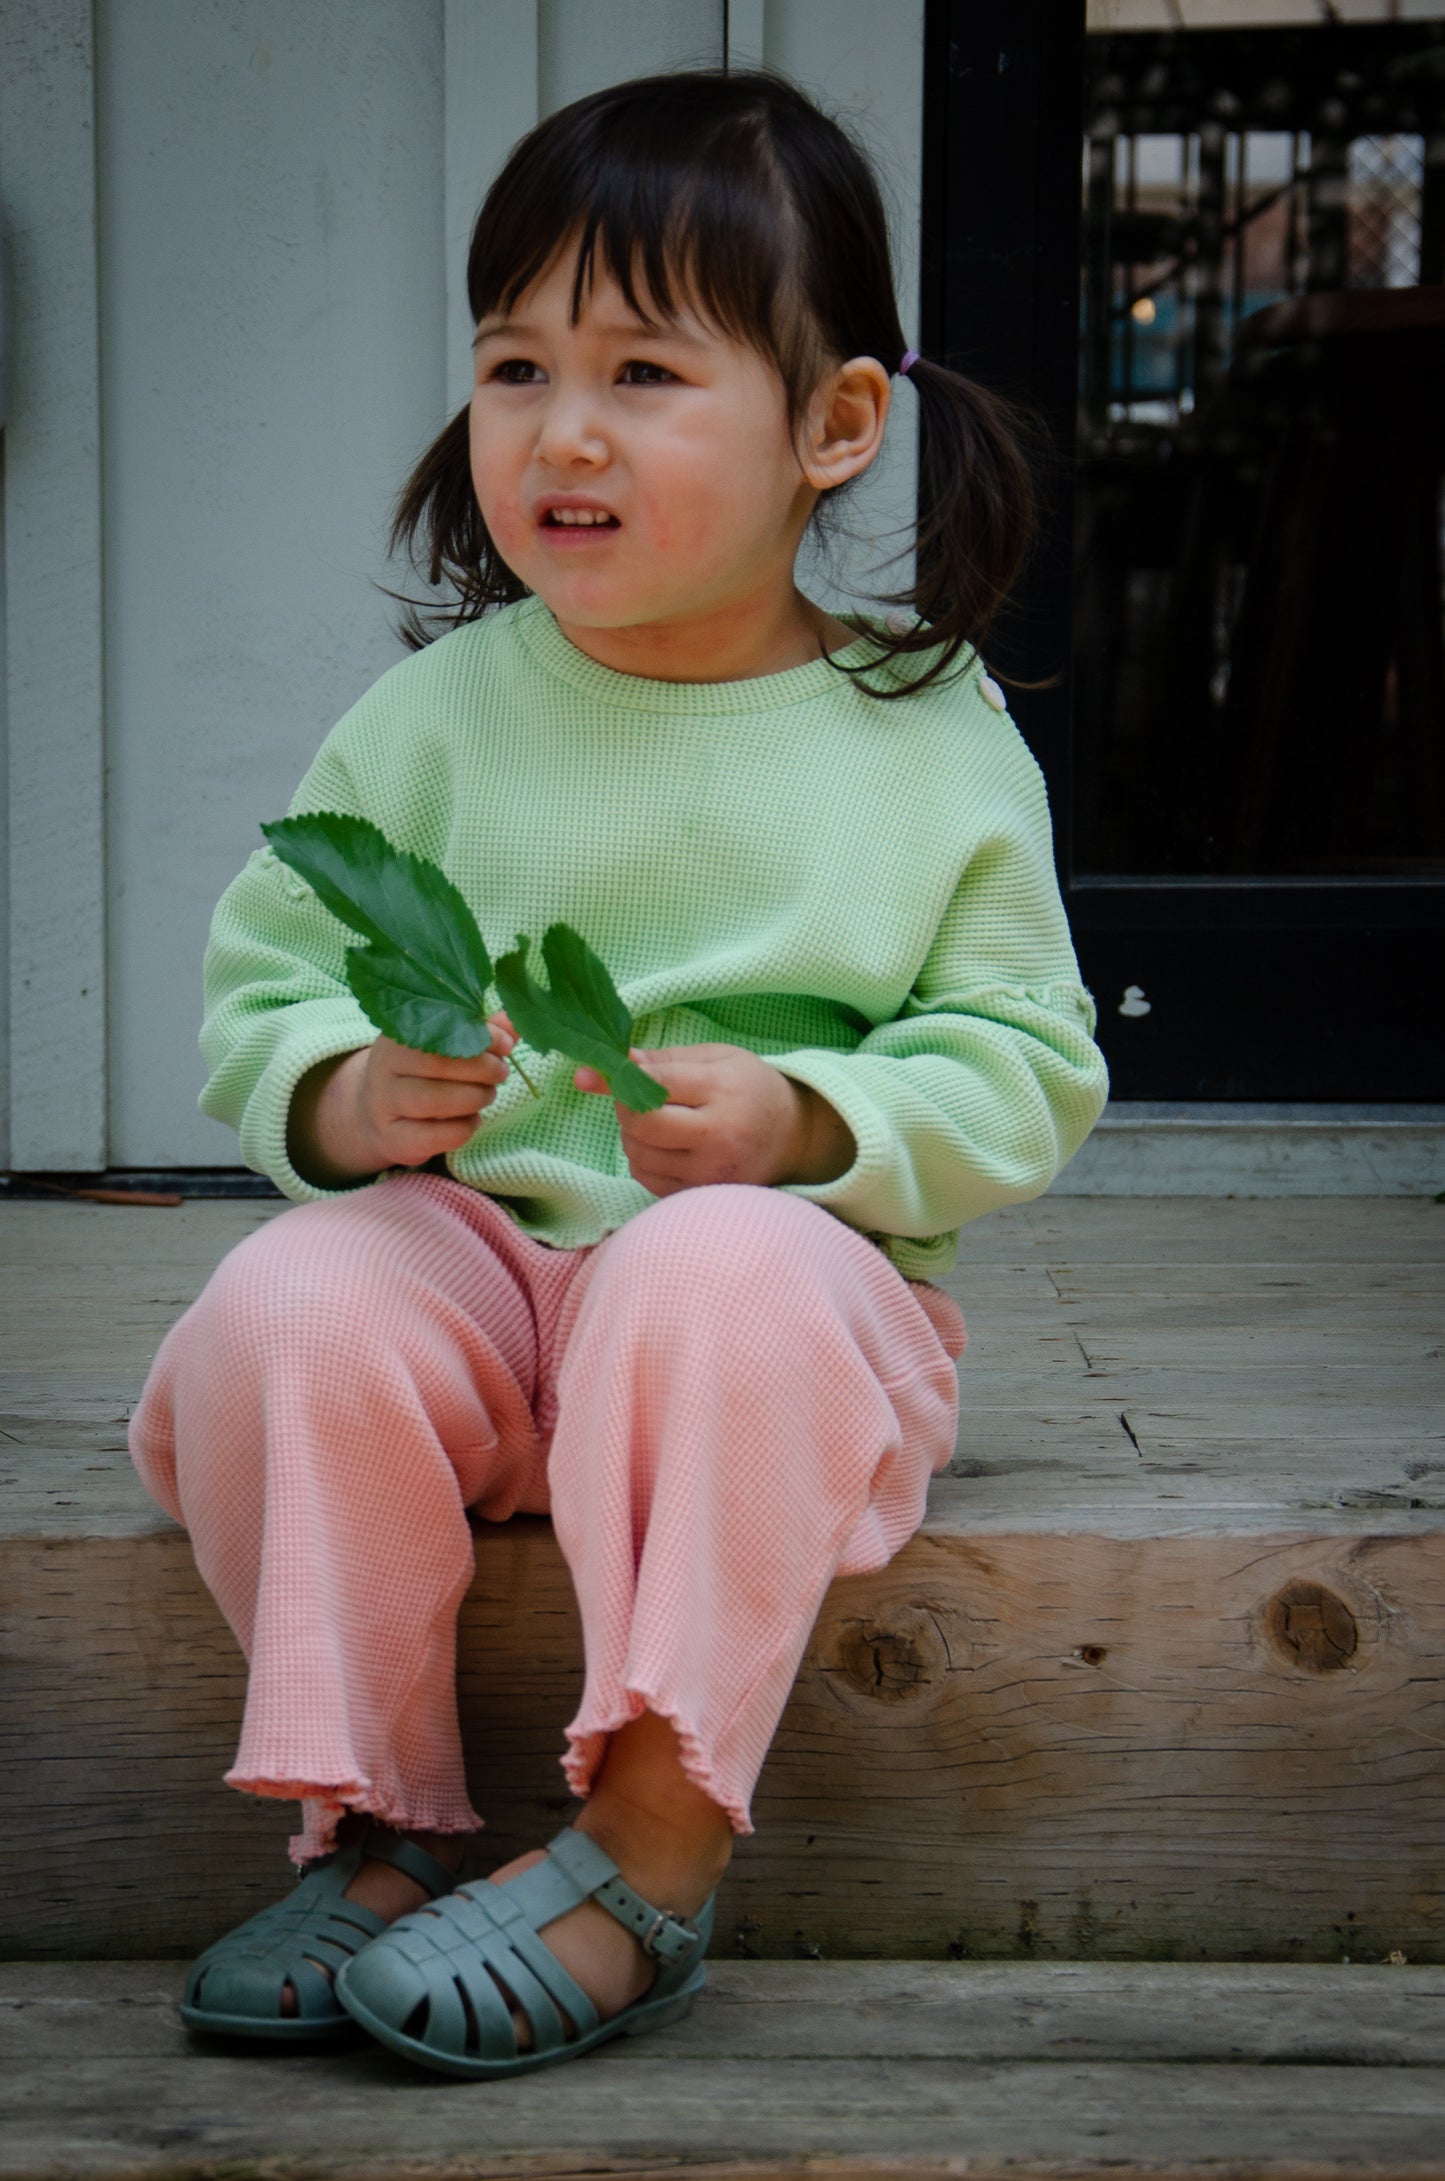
{"left": 495, "top": 927, "right": 669, "bottom": 1115}
{"left": 261, "top": 812, "right": 498, "bottom": 1060}
{"left": 341, "top": 941, "right": 487, "bottom": 1060}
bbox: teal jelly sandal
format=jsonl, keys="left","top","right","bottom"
{"left": 333, "top": 1826, "right": 713, "bottom": 2078}
{"left": 180, "top": 1828, "right": 463, "bottom": 2043}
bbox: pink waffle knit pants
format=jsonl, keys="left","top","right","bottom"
{"left": 128, "top": 1173, "right": 966, "bottom": 1865}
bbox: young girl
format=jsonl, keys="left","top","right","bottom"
{"left": 129, "top": 66, "right": 1108, "bottom": 2079}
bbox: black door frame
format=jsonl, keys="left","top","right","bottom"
{"left": 920, "top": 0, "right": 1445, "bottom": 1101}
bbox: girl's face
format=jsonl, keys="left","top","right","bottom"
{"left": 468, "top": 245, "right": 860, "bottom": 679}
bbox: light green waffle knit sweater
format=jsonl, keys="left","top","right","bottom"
{"left": 198, "top": 596, "right": 1108, "bottom": 1279}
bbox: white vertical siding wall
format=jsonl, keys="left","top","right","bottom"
{"left": 1, "top": 0, "right": 923, "bottom": 1172}
{"left": 0, "top": 0, "right": 106, "bottom": 1171}
{"left": 0, "top": 426, "right": 8, "bottom": 1171}
{"left": 97, "top": 0, "right": 447, "bottom": 1169}
{"left": 444, "top": 1, "right": 539, "bottom": 416}
{"left": 764, "top": 0, "right": 924, "bottom": 612}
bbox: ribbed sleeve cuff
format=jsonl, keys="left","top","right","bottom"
{"left": 228, "top": 1000, "right": 382, "bottom": 1204}
{"left": 762, "top": 1052, "right": 889, "bottom": 1214}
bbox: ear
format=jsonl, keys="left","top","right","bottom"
{"left": 798, "top": 356, "right": 893, "bottom": 491}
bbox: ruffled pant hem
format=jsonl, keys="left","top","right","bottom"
{"left": 561, "top": 1690, "right": 757, "bottom": 1839}
{"left": 223, "top": 1769, "right": 484, "bottom": 1867}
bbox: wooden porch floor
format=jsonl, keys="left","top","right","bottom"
{"left": 3, "top": 1957, "right": 1445, "bottom": 2179}
{"left": 2, "top": 1190, "right": 1443, "bottom": 2174}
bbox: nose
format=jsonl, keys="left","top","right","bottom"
{"left": 534, "top": 385, "right": 609, "bottom": 470}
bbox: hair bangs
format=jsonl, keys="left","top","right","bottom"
{"left": 467, "top": 78, "right": 811, "bottom": 415}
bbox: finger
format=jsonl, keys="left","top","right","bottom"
{"left": 396, "top": 1046, "right": 512, "bottom": 1085}
{"left": 622, "top": 1049, "right": 713, "bottom": 1105}
{"left": 389, "top": 1025, "right": 516, "bottom": 1071}
{"left": 384, "top": 1113, "right": 488, "bottom": 1166}
{"left": 618, "top": 1101, "right": 708, "bottom": 1154}
{"left": 397, "top": 1079, "right": 497, "bottom": 1122}
{"left": 574, "top": 1060, "right": 669, "bottom": 1099}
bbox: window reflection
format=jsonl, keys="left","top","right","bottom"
{"left": 1074, "top": 6, "right": 1445, "bottom": 876}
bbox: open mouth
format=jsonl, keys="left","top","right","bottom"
{"left": 541, "top": 509, "right": 620, "bottom": 529}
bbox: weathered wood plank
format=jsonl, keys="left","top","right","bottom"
{"left": 4, "top": 1966, "right": 1445, "bottom": 2178}
{"left": 945, "top": 1449, "right": 1445, "bottom": 1519}
{"left": 1015, "top": 1198, "right": 1445, "bottom": 1262}
{"left": 4, "top": 1508, "right": 1442, "bottom": 1962}
{"left": 1054, "top": 1111, "right": 1445, "bottom": 1197}
{"left": 952, "top": 1363, "right": 1443, "bottom": 1427}
{"left": 0, "top": 1201, "right": 285, "bottom": 1269}
{"left": 6, "top": 1367, "right": 1439, "bottom": 1443}
{"left": 5, "top": 1958, "right": 1445, "bottom": 2064}
{"left": 11, "top": 1437, "right": 1445, "bottom": 1541}
{"left": 0, "top": 1377, "right": 150, "bottom": 1418}
{"left": 4, "top": 1192, "right": 1442, "bottom": 1263}
{"left": 1048, "top": 1264, "right": 1445, "bottom": 1300}
{"left": 7, "top": 2057, "right": 1445, "bottom": 2176}
{"left": 1067, "top": 1308, "right": 1438, "bottom": 1360}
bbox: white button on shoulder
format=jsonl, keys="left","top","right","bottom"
{"left": 978, "top": 672, "right": 1007, "bottom": 713}
{"left": 884, "top": 608, "right": 915, "bottom": 635}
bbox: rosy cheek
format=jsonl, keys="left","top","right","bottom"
{"left": 483, "top": 502, "right": 529, "bottom": 557}
{"left": 645, "top": 501, "right": 705, "bottom": 557}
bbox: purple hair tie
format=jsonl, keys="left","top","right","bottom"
{"left": 898, "top": 348, "right": 920, "bottom": 376}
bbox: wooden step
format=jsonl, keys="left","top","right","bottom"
{"left": 3, "top": 1960, "right": 1445, "bottom": 2178}
{"left": 2, "top": 1196, "right": 1443, "bottom": 1964}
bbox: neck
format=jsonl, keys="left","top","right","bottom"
{"left": 552, "top": 582, "right": 854, "bottom": 684}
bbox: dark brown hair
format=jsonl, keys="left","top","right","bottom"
{"left": 390, "top": 67, "right": 1037, "bottom": 696}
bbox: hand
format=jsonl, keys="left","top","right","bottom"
{"left": 290, "top": 1012, "right": 518, "bottom": 1186}
{"left": 506, "top": 1015, "right": 853, "bottom": 1197}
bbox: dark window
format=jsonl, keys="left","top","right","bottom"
{"left": 923, "top": 0, "right": 1445, "bottom": 1099}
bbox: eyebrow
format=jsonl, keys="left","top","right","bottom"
{"left": 472, "top": 317, "right": 707, "bottom": 351}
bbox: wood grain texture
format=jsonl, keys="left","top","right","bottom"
{"left": 3, "top": 1195, "right": 1443, "bottom": 1962}
{"left": 3, "top": 1963, "right": 1445, "bottom": 2178}
{"left": 7, "top": 1956, "right": 1445, "bottom": 2063}
{"left": 1054, "top": 1115, "right": 1445, "bottom": 1197}
{"left": 3, "top": 1506, "right": 1442, "bottom": 1961}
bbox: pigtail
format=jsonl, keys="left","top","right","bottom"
{"left": 383, "top": 405, "right": 527, "bottom": 651}
{"left": 839, "top": 357, "right": 1042, "bottom": 700}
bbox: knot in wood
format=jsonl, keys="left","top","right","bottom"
{"left": 829, "top": 1609, "right": 946, "bottom": 1705}
{"left": 1265, "top": 1580, "right": 1359, "bottom": 1672}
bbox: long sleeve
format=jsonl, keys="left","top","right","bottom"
{"left": 197, "top": 739, "right": 387, "bottom": 1203}
{"left": 765, "top": 739, "right": 1108, "bottom": 1277}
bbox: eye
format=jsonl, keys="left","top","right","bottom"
{"left": 486, "top": 356, "right": 544, "bottom": 385}
{"left": 618, "top": 359, "right": 676, "bottom": 385}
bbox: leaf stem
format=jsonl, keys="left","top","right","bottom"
{"left": 510, "top": 1048, "right": 541, "bottom": 1098}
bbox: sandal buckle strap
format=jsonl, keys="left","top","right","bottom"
{"left": 591, "top": 1875, "right": 699, "bottom": 1964}
{"left": 541, "top": 1828, "right": 702, "bottom": 1965}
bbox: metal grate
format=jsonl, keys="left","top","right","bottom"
{"left": 1073, "top": 22, "right": 1445, "bottom": 883}
{"left": 1081, "top": 24, "right": 1445, "bottom": 441}
{"left": 1347, "top": 133, "right": 1424, "bottom": 289}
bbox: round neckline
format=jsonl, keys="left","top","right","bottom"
{"left": 508, "top": 594, "right": 901, "bottom": 714}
